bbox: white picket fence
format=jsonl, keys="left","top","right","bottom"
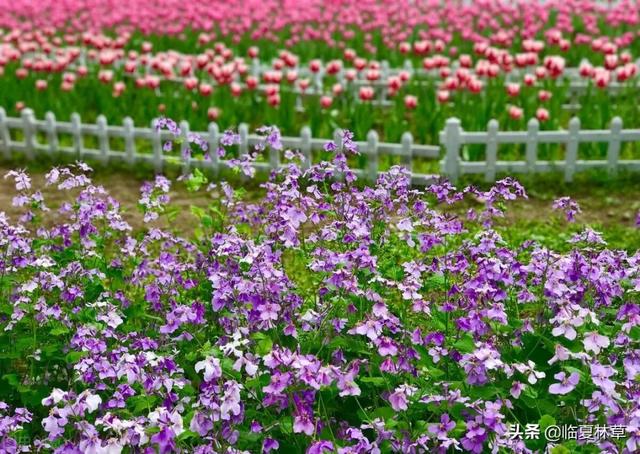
{"left": 1, "top": 107, "right": 639, "bottom": 185}
{"left": 0, "top": 107, "right": 440, "bottom": 185}
{"left": 440, "top": 116, "right": 640, "bottom": 183}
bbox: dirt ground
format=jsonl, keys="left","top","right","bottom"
{"left": 0, "top": 163, "right": 639, "bottom": 233}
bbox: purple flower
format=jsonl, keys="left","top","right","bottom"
{"left": 293, "top": 414, "right": 315, "bottom": 436}
{"left": 306, "top": 440, "right": 334, "bottom": 454}
{"left": 548, "top": 371, "right": 579, "bottom": 395}
{"left": 388, "top": 385, "right": 416, "bottom": 412}
{"left": 590, "top": 363, "right": 616, "bottom": 393}
{"left": 552, "top": 196, "right": 581, "bottom": 222}
{"left": 263, "top": 438, "right": 279, "bottom": 453}
{"left": 221, "top": 129, "right": 241, "bottom": 146}
{"left": 429, "top": 413, "right": 456, "bottom": 439}
{"left": 583, "top": 332, "right": 610, "bottom": 354}
{"left": 256, "top": 125, "right": 283, "bottom": 151}
{"left": 194, "top": 357, "right": 222, "bottom": 382}
{"left": 151, "top": 426, "right": 176, "bottom": 454}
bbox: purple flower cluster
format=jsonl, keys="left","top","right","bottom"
{"left": 0, "top": 129, "right": 639, "bottom": 453}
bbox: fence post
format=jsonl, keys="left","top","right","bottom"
{"left": 403, "top": 59, "right": 414, "bottom": 77}
{"left": 269, "top": 133, "right": 280, "bottom": 172}
{"left": 334, "top": 129, "right": 344, "bottom": 181}
{"left": 150, "top": 118, "right": 163, "bottom": 173}
{"left": 21, "top": 108, "right": 36, "bottom": 160}
{"left": 71, "top": 113, "right": 83, "bottom": 159}
{"left": 564, "top": 117, "right": 580, "bottom": 182}
{"left": 401, "top": 131, "right": 413, "bottom": 173}
{"left": 96, "top": 115, "right": 109, "bottom": 165}
{"left": 179, "top": 120, "right": 190, "bottom": 175}
{"left": 44, "top": 111, "right": 58, "bottom": 155}
{"left": 0, "top": 108, "right": 9, "bottom": 159}
{"left": 367, "top": 130, "right": 379, "bottom": 183}
{"left": 238, "top": 123, "right": 249, "bottom": 180}
{"left": 526, "top": 118, "right": 539, "bottom": 173}
{"left": 208, "top": 122, "right": 220, "bottom": 177}
{"left": 300, "top": 126, "right": 312, "bottom": 170}
{"left": 250, "top": 58, "right": 260, "bottom": 78}
{"left": 440, "top": 118, "right": 462, "bottom": 183}
{"left": 485, "top": 119, "right": 499, "bottom": 182}
{"left": 123, "top": 117, "right": 135, "bottom": 165}
{"left": 238, "top": 123, "right": 249, "bottom": 157}
{"left": 607, "top": 117, "right": 622, "bottom": 176}
{"left": 380, "top": 60, "right": 390, "bottom": 104}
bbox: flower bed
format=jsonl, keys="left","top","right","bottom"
{"left": 0, "top": 129, "right": 639, "bottom": 453}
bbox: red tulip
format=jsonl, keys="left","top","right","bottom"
{"left": 309, "top": 59, "right": 322, "bottom": 73}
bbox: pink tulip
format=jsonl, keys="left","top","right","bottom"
{"left": 207, "top": 107, "right": 221, "bottom": 121}
{"left": 267, "top": 93, "right": 280, "bottom": 107}
{"left": 230, "top": 82, "right": 242, "bottom": 97}
{"left": 506, "top": 83, "right": 520, "bottom": 97}
{"left": 246, "top": 76, "right": 258, "bottom": 90}
{"left": 320, "top": 95, "right": 333, "bottom": 109}
{"left": 180, "top": 76, "right": 196, "bottom": 90}
{"left": 436, "top": 90, "right": 450, "bottom": 103}
{"left": 404, "top": 95, "right": 417, "bottom": 110}
{"left": 508, "top": 106, "right": 523, "bottom": 120}
{"left": 536, "top": 107, "right": 549, "bottom": 122}
{"left": 359, "top": 86, "right": 375, "bottom": 101}
{"left": 199, "top": 83, "right": 213, "bottom": 96}
{"left": 538, "top": 90, "right": 552, "bottom": 101}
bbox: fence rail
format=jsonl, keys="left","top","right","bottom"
{"left": 1, "top": 107, "right": 639, "bottom": 185}
{"left": 439, "top": 116, "right": 640, "bottom": 182}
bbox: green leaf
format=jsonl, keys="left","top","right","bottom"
{"left": 50, "top": 326, "right": 70, "bottom": 336}
{"left": 186, "top": 168, "right": 208, "bottom": 192}
{"left": 65, "top": 351, "right": 86, "bottom": 363}
{"left": 360, "top": 376, "right": 386, "bottom": 386}
{"left": 256, "top": 337, "right": 273, "bottom": 356}
{"left": 3, "top": 374, "right": 20, "bottom": 387}
{"left": 539, "top": 414, "right": 556, "bottom": 431}
{"left": 453, "top": 335, "right": 475, "bottom": 353}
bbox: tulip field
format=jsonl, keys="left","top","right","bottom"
{"left": 1, "top": 0, "right": 640, "bottom": 151}
{"left": 3, "top": 1, "right": 640, "bottom": 453}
